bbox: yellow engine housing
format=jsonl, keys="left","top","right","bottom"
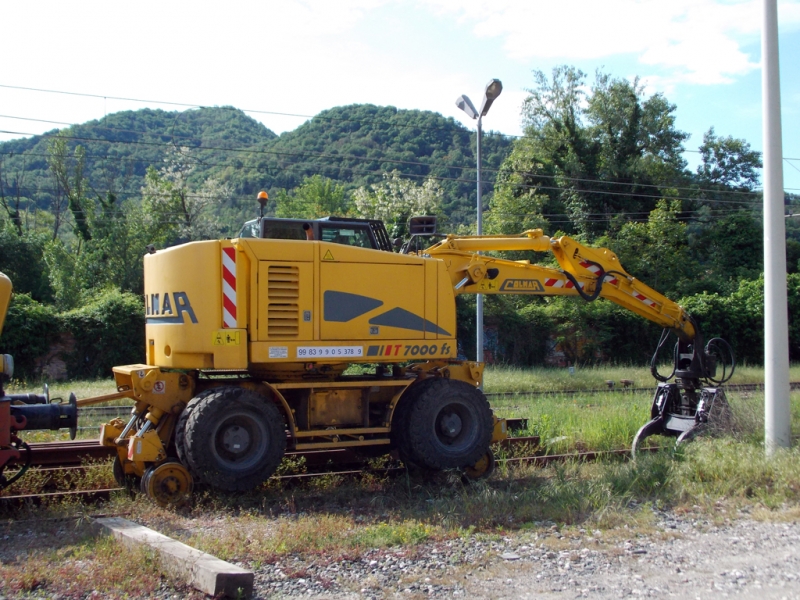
{"left": 143, "top": 238, "right": 458, "bottom": 379}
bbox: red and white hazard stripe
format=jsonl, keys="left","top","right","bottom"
{"left": 579, "top": 261, "right": 618, "bottom": 285}
{"left": 222, "top": 247, "right": 237, "bottom": 328}
{"left": 631, "top": 290, "right": 657, "bottom": 308}
{"left": 544, "top": 278, "right": 581, "bottom": 289}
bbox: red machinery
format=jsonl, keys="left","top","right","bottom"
{"left": 0, "top": 273, "right": 78, "bottom": 490}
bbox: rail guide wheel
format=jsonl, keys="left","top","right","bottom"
{"left": 463, "top": 450, "right": 496, "bottom": 481}
{"left": 141, "top": 461, "right": 193, "bottom": 507}
{"left": 112, "top": 456, "right": 141, "bottom": 491}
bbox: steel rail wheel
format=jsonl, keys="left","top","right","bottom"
{"left": 112, "top": 455, "right": 141, "bottom": 490}
{"left": 406, "top": 379, "right": 493, "bottom": 471}
{"left": 463, "top": 449, "right": 496, "bottom": 480}
{"left": 141, "top": 461, "right": 193, "bottom": 506}
{"left": 183, "top": 387, "right": 286, "bottom": 492}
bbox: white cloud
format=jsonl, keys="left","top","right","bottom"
{"left": 420, "top": 0, "right": 800, "bottom": 84}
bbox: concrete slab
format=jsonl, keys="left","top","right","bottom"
{"left": 94, "top": 516, "right": 253, "bottom": 598}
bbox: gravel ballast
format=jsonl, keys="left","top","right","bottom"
{"left": 246, "top": 509, "right": 800, "bottom": 599}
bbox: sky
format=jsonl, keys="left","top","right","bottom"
{"left": 1, "top": 0, "right": 799, "bottom": 191}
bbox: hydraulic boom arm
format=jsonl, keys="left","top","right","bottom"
{"left": 421, "top": 229, "right": 735, "bottom": 454}
{"left": 424, "top": 230, "right": 695, "bottom": 341}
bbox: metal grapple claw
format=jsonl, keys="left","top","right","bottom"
{"left": 631, "top": 383, "right": 731, "bottom": 457}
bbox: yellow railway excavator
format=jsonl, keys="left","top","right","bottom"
{"left": 99, "top": 201, "right": 734, "bottom": 505}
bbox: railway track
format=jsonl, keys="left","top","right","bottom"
{"left": 4, "top": 380, "right": 776, "bottom": 506}
{"left": 0, "top": 439, "right": 644, "bottom": 508}
{"left": 484, "top": 381, "right": 800, "bottom": 400}
{"left": 72, "top": 381, "right": 795, "bottom": 418}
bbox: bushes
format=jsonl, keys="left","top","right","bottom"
{"left": 0, "top": 294, "right": 58, "bottom": 379}
{"left": 681, "top": 274, "right": 800, "bottom": 365}
{"left": 0, "top": 289, "right": 144, "bottom": 380}
{"left": 62, "top": 289, "right": 145, "bottom": 378}
{"left": 482, "top": 274, "right": 800, "bottom": 367}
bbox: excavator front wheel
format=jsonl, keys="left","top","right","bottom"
{"left": 183, "top": 387, "right": 286, "bottom": 492}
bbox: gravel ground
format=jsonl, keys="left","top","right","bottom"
{"left": 247, "top": 507, "right": 800, "bottom": 599}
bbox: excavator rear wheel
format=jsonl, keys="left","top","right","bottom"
{"left": 390, "top": 379, "right": 438, "bottom": 468}
{"left": 405, "top": 379, "right": 493, "bottom": 471}
{"left": 183, "top": 387, "right": 286, "bottom": 492}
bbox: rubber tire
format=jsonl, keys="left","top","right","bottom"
{"left": 390, "top": 379, "right": 438, "bottom": 467}
{"left": 406, "top": 379, "right": 493, "bottom": 471}
{"left": 174, "top": 388, "right": 217, "bottom": 482}
{"left": 183, "top": 387, "right": 286, "bottom": 492}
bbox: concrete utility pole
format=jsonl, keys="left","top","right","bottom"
{"left": 762, "top": 0, "right": 792, "bottom": 454}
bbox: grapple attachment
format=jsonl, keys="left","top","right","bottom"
{"left": 632, "top": 320, "right": 736, "bottom": 456}
{"left": 632, "top": 383, "right": 732, "bottom": 456}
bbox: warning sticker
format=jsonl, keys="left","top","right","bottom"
{"left": 269, "top": 346, "right": 289, "bottom": 359}
{"left": 153, "top": 381, "right": 166, "bottom": 394}
{"left": 212, "top": 330, "right": 241, "bottom": 346}
{"left": 322, "top": 250, "right": 335, "bottom": 261}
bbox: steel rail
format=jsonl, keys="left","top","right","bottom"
{"left": 483, "top": 381, "right": 800, "bottom": 400}
{"left": 2, "top": 441, "right": 653, "bottom": 508}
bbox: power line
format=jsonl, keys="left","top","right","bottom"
{"left": 0, "top": 128, "right": 766, "bottom": 204}
{"left": 0, "top": 85, "right": 491, "bottom": 138}
{"left": 4, "top": 82, "right": 786, "bottom": 163}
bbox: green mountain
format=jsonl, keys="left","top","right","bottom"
{"left": 0, "top": 104, "right": 512, "bottom": 230}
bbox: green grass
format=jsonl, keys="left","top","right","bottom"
{"left": 2, "top": 362, "right": 800, "bottom": 598}
{"left": 482, "top": 362, "right": 800, "bottom": 393}
{"left": 485, "top": 364, "right": 800, "bottom": 454}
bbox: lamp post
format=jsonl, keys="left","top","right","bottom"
{"left": 456, "top": 79, "right": 502, "bottom": 368}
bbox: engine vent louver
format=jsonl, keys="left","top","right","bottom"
{"left": 267, "top": 265, "right": 299, "bottom": 337}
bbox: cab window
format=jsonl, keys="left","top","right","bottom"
{"left": 262, "top": 222, "right": 307, "bottom": 241}
{"left": 238, "top": 219, "right": 260, "bottom": 238}
{"left": 320, "top": 226, "right": 374, "bottom": 249}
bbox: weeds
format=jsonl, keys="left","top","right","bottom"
{"left": 0, "top": 520, "right": 197, "bottom": 599}
{"left": 3, "top": 367, "right": 800, "bottom": 598}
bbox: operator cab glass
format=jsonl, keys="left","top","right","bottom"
{"left": 238, "top": 219, "right": 260, "bottom": 238}
{"left": 237, "top": 216, "right": 393, "bottom": 252}
{"left": 262, "top": 222, "right": 307, "bottom": 241}
{"left": 319, "top": 226, "right": 373, "bottom": 249}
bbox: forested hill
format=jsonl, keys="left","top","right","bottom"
{"left": 0, "top": 106, "right": 276, "bottom": 213}
{"left": 239, "top": 105, "right": 511, "bottom": 223}
{"left": 0, "top": 104, "right": 511, "bottom": 228}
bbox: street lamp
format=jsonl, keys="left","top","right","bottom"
{"left": 456, "top": 79, "right": 502, "bottom": 369}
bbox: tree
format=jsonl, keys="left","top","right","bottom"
{"left": 0, "top": 222, "right": 52, "bottom": 301}
{"left": 492, "top": 66, "right": 689, "bottom": 239}
{"left": 0, "top": 155, "right": 28, "bottom": 236}
{"left": 274, "top": 175, "right": 348, "bottom": 219}
{"left": 352, "top": 171, "right": 443, "bottom": 238}
{"left": 696, "top": 128, "right": 761, "bottom": 191}
{"left": 47, "top": 135, "right": 92, "bottom": 243}
{"left": 141, "top": 146, "right": 231, "bottom": 243}
{"left": 602, "top": 200, "right": 694, "bottom": 297}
